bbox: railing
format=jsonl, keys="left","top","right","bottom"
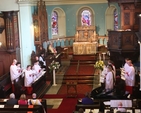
{"left": 46, "top": 36, "right": 108, "bottom": 48}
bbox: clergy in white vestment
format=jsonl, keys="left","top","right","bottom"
{"left": 124, "top": 60, "right": 135, "bottom": 94}
{"left": 16, "top": 62, "right": 24, "bottom": 74}
{"left": 32, "top": 61, "right": 41, "bottom": 77}
{"left": 10, "top": 59, "right": 21, "bottom": 92}
{"left": 24, "top": 65, "right": 34, "bottom": 95}
{"left": 108, "top": 60, "right": 116, "bottom": 81}
{"left": 123, "top": 58, "right": 130, "bottom": 72}
{"left": 100, "top": 65, "right": 107, "bottom": 88}
{"left": 105, "top": 65, "right": 114, "bottom": 91}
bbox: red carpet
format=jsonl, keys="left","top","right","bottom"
{"left": 78, "top": 65, "right": 94, "bottom": 75}
{"left": 58, "top": 84, "right": 93, "bottom": 95}
{"left": 65, "top": 65, "right": 77, "bottom": 75}
{"left": 45, "top": 55, "right": 96, "bottom": 113}
{"left": 58, "top": 55, "right": 95, "bottom": 95}
{"left": 43, "top": 94, "right": 84, "bottom": 113}
{"left": 73, "top": 55, "right": 96, "bottom": 60}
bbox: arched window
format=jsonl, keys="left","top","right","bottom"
{"left": 105, "top": 5, "right": 118, "bottom": 34}
{"left": 81, "top": 10, "right": 91, "bottom": 26}
{"left": 77, "top": 7, "right": 94, "bottom": 27}
{"left": 51, "top": 8, "right": 66, "bottom": 38}
{"left": 114, "top": 9, "right": 118, "bottom": 30}
{"left": 51, "top": 11, "right": 58, "bottom": 35}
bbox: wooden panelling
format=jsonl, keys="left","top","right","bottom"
{"left": 0, "top": 51, "right": 16, "bottom": 76}
{"left": 0, "top": 61, "right": 4, "bottom": 76}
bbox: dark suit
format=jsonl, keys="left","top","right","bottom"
{"left": 6, "top": 98, "right": 18, "bottom": 105}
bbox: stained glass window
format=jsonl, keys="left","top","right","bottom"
{"left": 114, "top": 9, "right": 118, "bottom": 30}
{"left": 51, "top": 11, "right": 58, "bottom": 35}
{"left": 81, "top": 10, "right": 91, "bottom": 26}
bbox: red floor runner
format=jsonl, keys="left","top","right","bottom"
{"left": 72, "top": 55, "right": 96, "bottom": 60}
{"left": 78, "top": 65, "right": 94, "bottom": 75}
{"left": 58, "top": 84, "right": 93, "bottom": 95}
{"left": 45, "top": 55, "right": 97, "bottom": 113}
{"left": 65, "top": 65, "right": 77, "bottom": 75}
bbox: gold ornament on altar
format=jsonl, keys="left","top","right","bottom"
{"left": 94, "top": 60, "right": 104, "bottom": 71}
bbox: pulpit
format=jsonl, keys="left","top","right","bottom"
{"left": 108, "top": 30, "right": 139, "bottom": 68}
{"left": 73, "top": 26, "right": 98, "bottom": 55}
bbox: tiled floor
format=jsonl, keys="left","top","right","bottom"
{"left": 47, "top": 99, "right": 62, "bottom": 109}
{"left": 46, "top": 62, "right": 68, "bottom": 109}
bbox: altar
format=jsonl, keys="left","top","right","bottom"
{"left": 73, "top": 25, "right": 98, "bottom": 55}
{"left": 73, "top": 42, "right": 97, "bottom": 55}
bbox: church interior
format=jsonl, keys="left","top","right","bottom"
{"left": 0, "top": 0, "right": 141, "bottom": 113}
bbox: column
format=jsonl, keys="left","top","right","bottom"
{"left": 18, "top": 4, "right": 35, "bottom": 68}
{"left": 3, "top": 11, "right": 19, "bottom": 53}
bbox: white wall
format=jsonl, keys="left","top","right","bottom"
{"left": 0, "top": 0, "right": 18, "bottom": 11}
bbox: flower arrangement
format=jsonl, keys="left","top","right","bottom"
{"left": 48, "top": 61, "right": 60, "bottom": 72}
{"left": 94, "top": 60, "right": 104, "bottom": 70}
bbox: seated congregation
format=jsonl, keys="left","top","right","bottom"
{"left": 0, "top": 93, "right": 46, "bottom": 113}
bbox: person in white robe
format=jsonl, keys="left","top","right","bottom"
{"left": 16, "top": 62, "right": 24, "bottom": 74}
{"left": 124, "top": 60, "right": 135, "bottom": 94}
{"left": 24, "top": 65, "right": 34, "bottom": 95}
{"left": 10, "top": 59, "right": 21, "bottom": 92}
{"left": 32, "top": 61, "right": 41, "bottom": 78}
{"left": 123, "top": 58, "right": 130, "bottom": 72}
{"left": 105, "top": 65, "right": 114, "bottom": 91}
{"left": 108, "top": 60, "right": 116, "bottom": 81}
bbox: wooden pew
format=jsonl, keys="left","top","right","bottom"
{"left": 0, "top": 99, "right": 47, "bottom": 113}
{"left": 0, "top": 73, "right": 12, "bottom": 98}
{"left": 75, "top": 100, "right": 135, "bottom": 113}
{"left": 0, "top": 105, "right": 45, "bottom": 113}
{"left": 32, "top": 71, "right": 49, "bottom": 98}
{"left": 14, "top": 74, "right": 26, "bottom": 98}
{"left": 13, "top": 70, "right": 49, "bottom": 98}
{"left": 75, "top": 100, "right": 100, "bottom": 111}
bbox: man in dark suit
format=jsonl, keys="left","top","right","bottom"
{"left": 6, "top": 93, "right": 18, "bottom": 105}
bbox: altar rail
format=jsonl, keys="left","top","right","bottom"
{"left": 46, "top": 36, "right": 108, "bottom": 48}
